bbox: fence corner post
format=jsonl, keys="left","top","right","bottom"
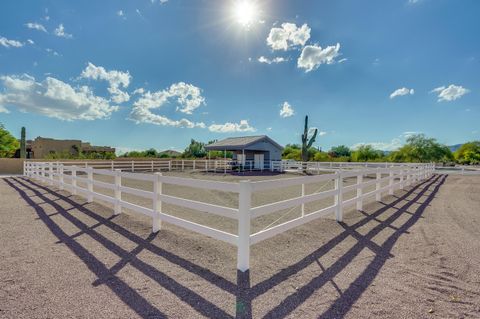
{"left": 237, "top": 180, "right": 252, "bottom": 272}
{"left": 335, "top": 171, "right": 343, "bottom": 222}
{"left": 87, "top": 167, "right": 94, "bottom": 203}
{"left": 114, "top": 169, "right": 122, "bottom": 215}
{"left": 152, "top": 172, "right": 163, "bottom": 233}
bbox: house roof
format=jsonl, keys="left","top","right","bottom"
{"left": 204, "top": 135, "right": 283, "bottom": 151}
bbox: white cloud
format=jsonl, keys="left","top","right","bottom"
{"left": 0, "top": 74, "right": 118, "bottom": 121}
{"left": 54, "top": 24, "right": 73, "bottom": 39}
{"left": 390, "top": 87, "right": 414, "bottom": 99}
{"left": 117, "top": 10, "right": 125, "bottom": 17}
{"left": 352, "top": 138, "right": 403, "bottom": 152}
{"left": 352, "top": 131, "right": 423, "bottom": 151}
{"left": 129, "top": 82, "right": 206, "bottom": 128}
{"left": 132, "top": 88, "right": 145, "bottom": 95}
{"left": 130, "top": 106, "right": 206, "bottom": 128}
{"left": 258, "top": 56, "right": 288, "bottom": 64}
{"left": 45, "top": 48, "right": 60, "bottom": 56}
{"left": 0, "top": 36, "right": 23, "bottom": 48}
{"left": 266, "top": 23, "right": 311, "bottom": 51}
{"left": 27, "top": 39, "right": 34, "bottom": 45}
{"left": 25, "top": 22, "right": 47, "bottom": 33}
{"left": 279, "top": 101, "right": 294, "bottom": 118}
{"left": 319, "top": 131, "right": 327, "bottom": 136}
{"left": 168, "top": 82, "right": 206, "bottom": 114}
{"left": 297, "top": 43, "right": 341, "bottom": 72}
{"left": 431, "top": 84, "right": 469, "bottom": 102}
{"left": 208, "top": 120, "right": 255, "bottom": 133}
{"left": 80, "top": 62, "right": 131, "bottom": 103}
{"left": 401, "top": 131, "right": 421, "bottom": 138}
{"left": 338, "top": 58, "right": 348, "bottom": 63}
{"left": 0, "top": 105, "right": 9, "bottom": 113}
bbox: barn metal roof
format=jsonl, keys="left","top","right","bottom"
{"left": 204, "top": 135, "right": 283, "bottom": 151}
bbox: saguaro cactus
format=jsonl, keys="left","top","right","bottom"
{"left": 301, "top": 116, "right": 317, "bottom": 162}
{"left": 20, "top": 126, "right": 26, "bottom": 158}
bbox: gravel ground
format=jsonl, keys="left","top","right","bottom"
{"left": 0, "top": 173, "right": 479, "bottom": 318}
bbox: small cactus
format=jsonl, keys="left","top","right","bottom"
{"left": 301, "top": 116, "right": 317, "bottom": 162}
{"left": 20, "top": 127, "right": 26, "bottom": 158}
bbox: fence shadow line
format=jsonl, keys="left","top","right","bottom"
{"left": 6, "top": 173, "right": 444, "bottom": 319}
{"left": 8, "top": 177, "right": 234, "bottom": 319}
{"left": 15, "top": 177, "right": 237, "bottom": 294}
{"left": 259, "top": 174, "right": 446, "bottom": 319}
{"left": 4, "top": 178, "right": 168, "bottom": 319}
{"left": 250, "top": 175, "right": 439, "bottom": 299}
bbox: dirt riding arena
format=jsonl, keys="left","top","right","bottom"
{"left": 1, "top": 172, "right": 479, "bottom": 318}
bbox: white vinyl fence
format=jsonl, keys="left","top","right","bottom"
{"left": 24, "top": 161, "right": 434, "bottom": 272}
{"left": 23, "top": 159, "right": 427, "bottom": 174}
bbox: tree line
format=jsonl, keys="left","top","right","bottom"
{"left": 1, "top": 122, "right": 479, "bottom": 164}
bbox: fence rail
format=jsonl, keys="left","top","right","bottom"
{"left": 24, "top": 161, "right": 434, "bottom": 272}
{"left": 23, "top": 158, "right": 429, "bottom": 174}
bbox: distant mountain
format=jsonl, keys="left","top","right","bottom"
{"left": 449, "top": 144, "right": 463, "bottom": 152}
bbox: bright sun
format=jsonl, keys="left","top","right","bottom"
{"left": 233, "top": 1, "right": 258, "bottom": 28}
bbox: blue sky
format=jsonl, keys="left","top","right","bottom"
{"left": 0, "top": 0, "right": 479, "bottom": 153}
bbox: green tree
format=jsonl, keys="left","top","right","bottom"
{"left": 329, "top": 145, "right": 351, "bottom": 157}
{"left": 0, "top": 124, "right": 19, "bottom": 158}
{"left": 389, "top": 134, "right": 453, "bottom": 163}
{"left": 454, "top": 141, "right": 480, "bottom": 165}
{"left": 301, "top": 116, "right": 318, "bottom": 162}
{"left": 183, "top": 139, "right": 207, "bottom": 158}
{"left": 351, "top": 145, "right": 383, "bottom": 162}
{"left": 313, "top": 151, "right": 329, "bottom": 161}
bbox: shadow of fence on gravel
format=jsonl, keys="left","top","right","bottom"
{"left": 6, "top": 174, "right": 446, "bottom": 319}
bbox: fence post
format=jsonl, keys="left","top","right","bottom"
{"left": 400, "top": 168, "right": 404, "bottom": 190}
{"left": 334, "top": 171, "right": 343, "bottom": 222}
{"left": 111, "top": 160, "right": 114, "bottom": 170}
{"left": 72, "top": 166, "right": 77, "bottom": 195}
{"left": 169, "top": 161, "right": 172, "bottom": 171}
{"left": 182, "top": 160, "right": 185, "bottom": 171}
{"left": 49, "top": 162, "right": 54, "bottom": 185}
{"left": 356, "top": 173, "right": 363, "bottom": 211}
{"left": 193, "top": 160, "right": 196, "bottom": 171}
{"left": 237, "top": 180, "right": 252, "bottom": 272}
{"left": 59, "top": 164, "right": 64, "bottom": 190}
{"left": 151, "top": 161, "right": 154, "bottom": 172}
{"left": 388, "top": 168, "right": 394, "bottom": 195}
{"left": 375, "top": 168, "right": 381, "bottom": 201}
{"left": 153, "top": 172, "right": 162, "bottom": 232}
{"left": 301, "top": 183, "right": 305, "bottom": 217}
{"left": 87, "top": 167, "right": 94, "bottom": 203}
{"left": 114, "top": 169, "right": 122, "bottom": 215}
{"left": 131, "top": 161, "right": 134, "bottom": 172}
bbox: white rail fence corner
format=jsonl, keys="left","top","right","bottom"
{"left": 23, "top": 161, "right": 434, "bottom": 273}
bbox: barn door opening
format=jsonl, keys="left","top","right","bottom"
{"left": 254, "top": 154, "right": 264, "bottom": 170}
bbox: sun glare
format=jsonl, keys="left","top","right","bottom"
{"left": 233, "top": 1, "right": 258, "bottom": 28}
